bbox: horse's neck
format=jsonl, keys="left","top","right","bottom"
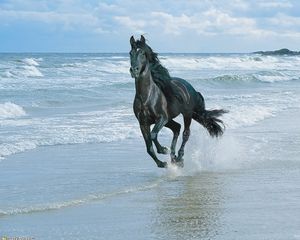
{"left": 135, "top": 71, "right": 156, "bottom": 103}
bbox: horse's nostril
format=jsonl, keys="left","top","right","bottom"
{"left": 134, "top": 67, "right": 139, "bottom": 72}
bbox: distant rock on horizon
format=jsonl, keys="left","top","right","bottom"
{"left": 253, "top": 48, "right": 300, "bottom": 56}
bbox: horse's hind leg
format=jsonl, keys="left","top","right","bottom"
{"left": 165, "top": 120, "right": 181, "bottom": 163}
{"left": 176, "top": 117, "right": 191, "bottom": 166}
{"left": 140, "top": 124, "right": 167, "bottom": 168}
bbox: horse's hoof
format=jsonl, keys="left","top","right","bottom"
{"left": 157, "top": 161, "right": 168, "bottom": 168}
{"left": 157, "top": 146, "right": 169, "bottom": 155}
{"left": 172, "top": 157, "right": 184, "bottom": 168}
{"left": 175, "top": 160, "right": 184, "bottom": 168}
{"left": 171, "top": 155, "right": 177, "bottom": 164}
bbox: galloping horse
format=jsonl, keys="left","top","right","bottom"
{"left": 129, "top": 35, "right": 227, "bottom": 168}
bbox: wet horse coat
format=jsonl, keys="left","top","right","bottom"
{"left": 130, "top": 36, "right": 227, "bottom": 168}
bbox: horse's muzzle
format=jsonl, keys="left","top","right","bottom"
{"left": 130, "top": 66, "right": 141, "bottom": 78}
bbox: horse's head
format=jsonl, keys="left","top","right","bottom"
{"left": 129, "top": 35, "right": 152, "bottom": 78}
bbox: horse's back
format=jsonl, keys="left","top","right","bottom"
{"left": 160, "top": 77, "right": 200, "bottom": 118}
{"left": 170, "top": 77, "right": 199, "bottom": 104}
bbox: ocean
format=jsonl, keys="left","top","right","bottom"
{"left": 0, "top": 53, "right": 300, "bottom": 239}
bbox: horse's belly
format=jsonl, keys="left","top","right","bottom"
{"left": 167, "top": 102, "right": 181, "bottom": 119}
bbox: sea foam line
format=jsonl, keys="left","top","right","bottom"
{"left": 0, "top": 179, "right": 163, "bottom": 217}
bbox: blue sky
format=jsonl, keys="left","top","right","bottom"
{"left": 1, "top": 0, "right": 300, "bottom": 52}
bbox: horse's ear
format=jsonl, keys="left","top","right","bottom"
{"left": 140, "top": 35, "right": 145, "bottom": 44}
{"left": 130, "top": 36, "right": 136, "bottom": 49}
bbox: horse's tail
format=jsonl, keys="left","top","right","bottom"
{"left": 192, "top": 92, "right": 228, "bottom": 137}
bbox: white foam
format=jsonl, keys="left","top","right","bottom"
{"left": 22, "top": 65, "right": 43, "bottom": 77}
{"left": 0, "top": 141, "right": 37, "bottom": 159}
{"left": 208, "top": 90, "right": 300, "bottom": 130}
{"left": 5, "top": 70, "right": 14, "bottom": 78}
{"left": 166, "top": 163, "right": 184, "bottom": 178}
{"left": 0, "top": 102, "right": 26, "bottom": 119}
{"left": 61, "top": 59, "right": 130, "bottom": 75}
{"left": 183, "top": 130, "right": 247, "bottom": 172}
{"left": 161, "top": 54, "right": 300, "bottom": 73}
{"left": 3, "top": 58, "right": 43, "bottom": 78}
{"left": 23, "top": 58, "right": 40, "bottom": 66}
{"left": 223, "top": 105, "right": 275, "bottom": 129}
{"left": 255, "top": 74, "right": 295, "bottom": 83}
{"left": 0, "top": 107, "right": 140, "bottom": 159}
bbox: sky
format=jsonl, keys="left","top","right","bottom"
{"left": 0, "top": 0, "right": 300, "bottom": 52}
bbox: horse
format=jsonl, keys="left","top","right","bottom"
{"left": 129, "top": 35, "right": 227, "bottom": 168}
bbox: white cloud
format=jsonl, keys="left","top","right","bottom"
{"left": 1, "top": 0, "right": 300, "bottom": 52}
{"left": 114, "top": 16, "right": 146, "bottom": 33}
{"left": 268, "top": 13, "right": 300, "bottom": 27}
{"left": 150, "top": 12, "right": 195, "bottom": 35}
{"left": 1, "top": 0, "right": 298, "bottom": 38}
{"left": 117, "top": 9, "right": 271, "bottom": 37}
{"left": 201, "top": 9, "right": 257, "bottom": 35}
{"left": 0, "top": 9, "right": 100, "bottom": 30}
{"left": 258, "top": 0, "right": 292, "bottom": 9}
{"left": 230, "top": 0, "right": 250, "bottom": 10}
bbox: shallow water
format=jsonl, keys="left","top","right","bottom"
{"left": 0, "top": 53, "right": 300, "bottom": 239}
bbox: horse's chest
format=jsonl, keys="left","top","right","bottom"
{"left": 134, "top": 92, "right": 163, "bottom": 124}
{"left": 136, "top": 101, "right": 157, "bottom": 123}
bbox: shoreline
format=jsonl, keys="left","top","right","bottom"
{"left": 1, "top": 107, "right": 300, "bottom": 239}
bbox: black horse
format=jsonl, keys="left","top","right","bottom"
{"left": 129, "top": 35, "right": 227, "bottom": 168}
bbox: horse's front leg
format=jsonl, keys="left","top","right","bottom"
{"left": 176, "top": 117, "right": 192, "bottom": 167}
{"left": 151, "top": 115, "right": 169, "bottom": 154}
{"left": 153, "top": 137, "right": 169, "bottom": 154}
{"left": 140, "top": 123, "right": 167, "bottom": 168}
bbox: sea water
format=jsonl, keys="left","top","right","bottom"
{"left": 0, "top": 53, "right": 300, "bottom": 239}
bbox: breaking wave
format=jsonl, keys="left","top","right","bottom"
{"left": 0, "top": 102, "right": 26, "bottom": 119}
{"left": 1, "top": 58, "right": 44, "bottom": 78}
{"left": 200, "top": 72, "right": 299, "bottom": 86}
{"left": 0, "top": 107, "right": 140, "bottom": 159}
{"left": 161, "top": 54, "right": 300, "bottom": 71}
{"left": 22, "top": 58, "right": 40, "bottom": 66}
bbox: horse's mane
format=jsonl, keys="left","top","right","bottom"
{"left": 136, "top": 40, "right": 181, "bottom": 102}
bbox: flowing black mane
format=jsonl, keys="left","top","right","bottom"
{"left": 136, "top": 39, "right": 180, "bottom": 101}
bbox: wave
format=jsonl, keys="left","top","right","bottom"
{"left": 0, "top": 107, "right": 140, "bottom": 159}
{"left": 253, "top": 71, "right": 298, "bottom": 83}
{"left": 22, "top": 58, "right": 40, "bottom": 66}
{"left": 22, "top": 58, "right": 43, "bottom": 77}
{"left": 161, "top": 54, "right": 300, "bottom": 71}
{"left": 0, "top": 102, "right": 26, "bottom": 119}
{"left": 22, "top": 65, "right": 43, "bottom": 77}
{"left": 1, "top": 90, "right": 299, "bottom": 159}
{"left": 201, "top": 71, "right": 299, "bottom": 86}
{"left": 0, "top": 179, "right": 162, "bottom": 217}
{"left": 223, "top": 105, "right": 275, "bottom": 129}
{"left": 2, "top": 54, "right": 299, "bottom": 88}
{"left": 208, "top": 91, "right": 299, "bottom": 129}
{"left": 1, "top": 58, "right": 43, "bottom": 78}
{"left": 0, "top": 141, "right": 37, "bottom": 160}
{"left": 61, "top": 59, "right": 129, "bottom": 75}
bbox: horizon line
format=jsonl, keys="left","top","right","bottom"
{"left": 0, "top": 51, "right": 253, "bottom": 54}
